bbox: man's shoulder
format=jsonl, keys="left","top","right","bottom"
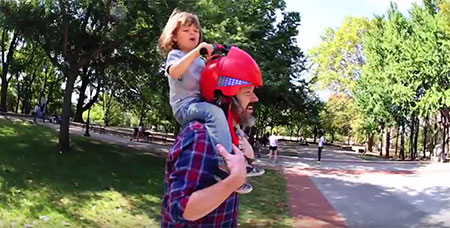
{"left": 181, "top": 121, "right": 208, "bottom": 134}
{"left": 169, "top": 121, "right": 213, "bottom": 159}
{"left": 175, "top": 121, "right": 210, "bottom": 144}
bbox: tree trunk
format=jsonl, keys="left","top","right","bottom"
{"left": 73, "top": 66, "right": 90, "bottom": 123}
{"left": 395, "top": 125, "right": 400, "bottom": 158}
{"left": 73, "top": 88, "right": 87, "bottom": 123}
{"left": 379, "top": 133, "right": 383, "bottom": 157}
{"left": 313, "top": 126, "right": 318, "bottom": 143}
{"left": 443, "top": 121, "right": 447, "bottom": 158}
{"left": 59, "top": 69, "right": 77, "bottom": 152}
{"left": 384, "top": 127, "right": 391, "bottom": 158}
{"left": 366, "top": 133, "right": 374, "bottom": 152}
{"left": 0, "top": 81, "right": 8, "bottom": 112}
{"left": 441, "top": 109, "right": 449, "bottom": 158}
{"left": 413, "top": 116, "right": 419, "bottom": 161}
{"left": 15, "top": 84, "right": 20, "bottom": 113}
{"left": 433, "top": 116, "right": 438, "bottom": 156}
{"left": 0, "top": 32, "right": 19, "bottom": 112}
{"left": 380, "top": 124, "right": 385, "bottom": 157}
{"left": 400, "top": 123, "right": 405, "bottom": 161}
{"left": 423, "top": 116, "right": 428, "bottom": 159}
{"left": 409, "top": 114, "right": 415, "bottom": 160}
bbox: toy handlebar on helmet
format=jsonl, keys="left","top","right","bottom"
{"left": 199, "top": 44, "right": 232, "bottom": 56}
{"left": 199, "top": 44, "right": 263, "bottom": 103}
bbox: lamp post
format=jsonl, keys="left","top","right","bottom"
{"left": 84, "top": 85, "right": 93, "bottom": 137}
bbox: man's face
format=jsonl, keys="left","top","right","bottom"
{"left": 236, "top": 86, "right": 258, "bottom": 109}
{"left": 234, "top": 86, "right": 259, "bottom": 126}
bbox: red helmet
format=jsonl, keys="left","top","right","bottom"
{"left": 200, "top": 46, "right": 262, "bottom": 102}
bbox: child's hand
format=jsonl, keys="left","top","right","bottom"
{"left": 196, "top": 42, "right": 214, "bottom": 57}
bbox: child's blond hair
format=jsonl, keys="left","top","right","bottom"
{"left": 158, "top": 9, "right": 203, "bottom": 57}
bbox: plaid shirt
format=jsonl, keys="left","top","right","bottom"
{"left": 161, "top": 121, "right": 239, "bottom": 227}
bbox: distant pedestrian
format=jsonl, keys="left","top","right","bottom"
{"left": 33, "top": 104, "right": 40, "bottom": 122}
{"left": 317, "top": 134, "right": 325, "bottom": 164}
{"left": 268, "top": 132, "right": 278, "bottom": 163}
{"left": 433, "top": 144, "right": 445, "bottom": 163}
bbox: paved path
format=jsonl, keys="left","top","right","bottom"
{"left": 253, "top": 142, "right": 450, "bottom": 228}
{"left": 5, "top": 115, "right": 171, "bottom": 157}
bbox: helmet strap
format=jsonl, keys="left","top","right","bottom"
{"left": 226, "top": 101, "right": 240, "bottom": 146}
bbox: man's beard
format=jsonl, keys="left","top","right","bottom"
{"left": 240, "top": 114, "right": 256, "bottom": 128}
{"left": 231, "top": 97, "right": 256, "bottom": 128}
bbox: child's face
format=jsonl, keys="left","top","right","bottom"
{"left": 174, "top": 24, "right": 200, "bottom": 52}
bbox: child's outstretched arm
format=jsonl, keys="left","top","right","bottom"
{"left": 168, "top": 42, "right": 213, "bottom": 79}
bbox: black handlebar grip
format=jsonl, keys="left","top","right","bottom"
{"left": 199, "top": 47, "right": 208, "bottom": 56}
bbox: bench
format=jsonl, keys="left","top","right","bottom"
{"left": 352, "top": 145, "right": 366, "bottom": 153}
{"left": 93, "top": 124, "right": 106, "bottom": 133}
{"left": 148, "top": 132, "right": 175, "bottom": 145}
{"left": 83, "top": 123, "right": 105, "bottom": 134}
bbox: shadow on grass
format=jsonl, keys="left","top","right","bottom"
{"left": 0, "top": 119, "right": 165, "bottom": 227}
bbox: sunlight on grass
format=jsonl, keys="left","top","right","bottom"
{"left": 75, "top": 191, "right": 159, "bottom": 228}
{"left": 239, "top": 170, "right": 295, "bottom": 228}
{"left": 0, "top": 119, "right": 294, "bottom": 227}
{"left": 0, "top": 126, "right": 17, "bottom": 137}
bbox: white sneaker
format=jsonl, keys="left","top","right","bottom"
{"left": 236, "top": 182, "right": 253, "bottom": 194}
{"left": 247, "top": 166, "right": 265, "bottom": 177}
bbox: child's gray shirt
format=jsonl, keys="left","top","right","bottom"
{"left": 165, "top": 49, "right": 205, "bottom": 114}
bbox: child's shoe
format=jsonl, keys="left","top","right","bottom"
{"left": 246, "top": 166, "right": 265, "bottom": 177}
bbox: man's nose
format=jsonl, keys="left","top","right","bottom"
{"left": 250, "top": 92, "right": 259, "bottom": 102}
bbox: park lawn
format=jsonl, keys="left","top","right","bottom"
{"left": 0, "top": 118, "right": 294, "bottom": 227}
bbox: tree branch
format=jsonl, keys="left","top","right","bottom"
{"left": 78, "top": 40, "right": 121, "bottom": 68}
{"left": 58, "top": 0, "right": 73, "bottom": 62}
{"left": 82, "top": 73, "right": 102, "bottom": 112}
{"left": 3, "top": 32, "right": 19, "bottom": 83}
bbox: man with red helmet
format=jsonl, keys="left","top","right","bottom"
{"left": 161, "top": 46, "right": 262, "bottom": 227}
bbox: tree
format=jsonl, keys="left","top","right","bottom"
{"left": 73, "top": 64, "right": 102, "bottom": 123}
{"left": 0, "top": 4, "right": 21, "bottom": 112}
{"left": 310, "top": 16, "right": 371, "bottom": 96}
{"left": 2, "top": 0, "right": 165, "bottom": 152}
{"left": 320, "top": 93, "right": 357, "bottom": 143}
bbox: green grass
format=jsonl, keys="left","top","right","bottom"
{"left": 240, "top": 171, "right": 294, "bottom": 227}
{"left": 0, "top": 118, "right": 294, "bottom": 227}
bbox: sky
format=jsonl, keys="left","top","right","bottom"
{"left": 285, "top": 0, "right": 420, "bottom": 100}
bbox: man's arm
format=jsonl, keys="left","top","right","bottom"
{"left": 183, "top": 145, "right": 246, "bottom": 221}
{"left": 166, "top": 127, "right": 246, "bottom": 223}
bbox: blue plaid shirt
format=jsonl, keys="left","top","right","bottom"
{"left": 161, "top": 121, "right": 239, "bottom": 227}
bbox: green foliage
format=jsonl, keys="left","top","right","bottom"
{"left": 320, "top": 93, "right": 357, "bottom": 141}
{"left": 1, "top": 0, "right": 318, "bottom": 142}
{"left": 310, "top": 16, "right": 372, "bottom": 95}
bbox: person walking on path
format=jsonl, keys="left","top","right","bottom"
{"left": 33, "top": 104, "right": 40, "bottom": 122}
{"left": 268, "top": 132, "right": 278, "bottom": 163}
{"left": 317, "top": 134, "right": 325, "bottom": 164}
